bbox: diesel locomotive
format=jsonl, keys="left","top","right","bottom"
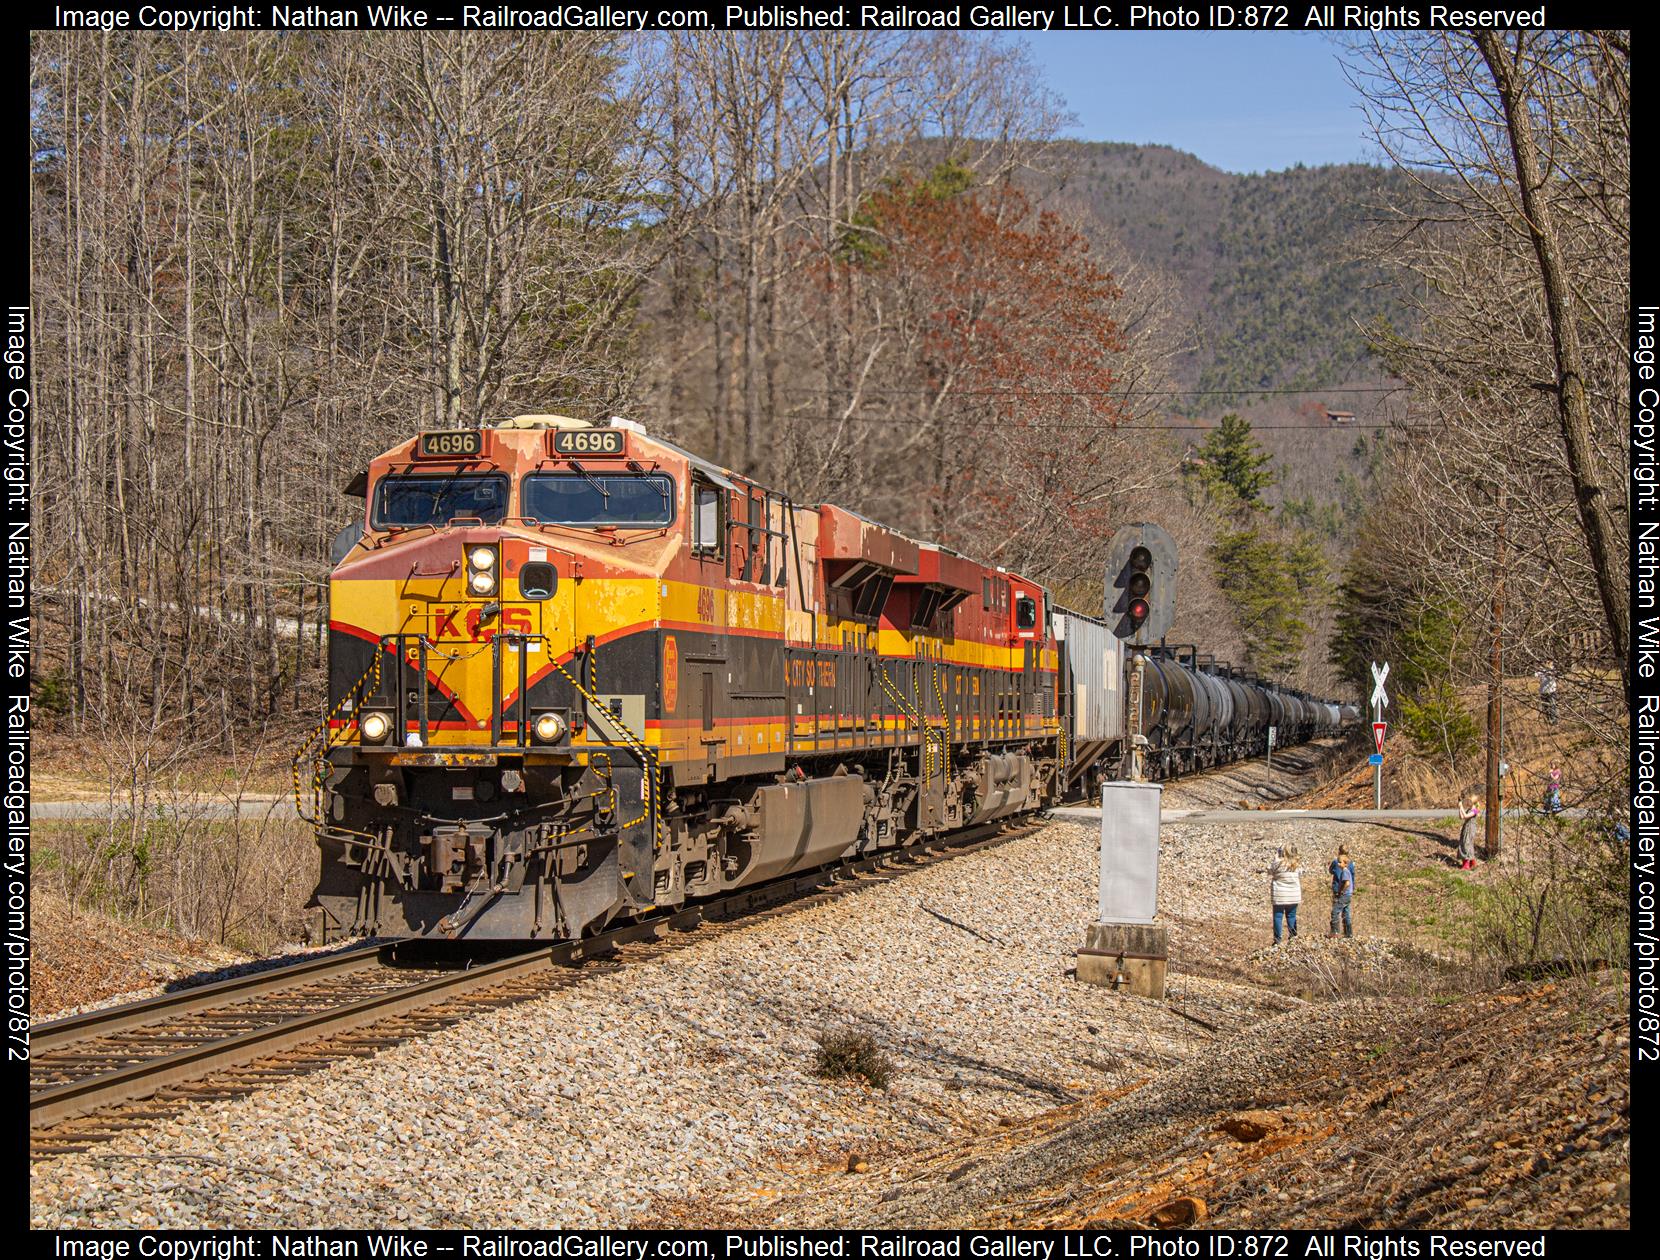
{"left": 300, "top": 415, "right": 1350, "bottom": 942}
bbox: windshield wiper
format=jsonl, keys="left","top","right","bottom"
{"left": 568, "top": 461, "right": 611, "bottom": 504}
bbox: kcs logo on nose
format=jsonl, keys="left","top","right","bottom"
{"left": 431, "top": 606, "right": 533, "bottom": 641}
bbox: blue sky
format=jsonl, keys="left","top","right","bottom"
{"left": 1021, "top": 32, "right": 1378, "bottom": 174}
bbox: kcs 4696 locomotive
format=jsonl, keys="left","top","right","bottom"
{"left": 299, "top": 415, "right": 1350, "bottom": 941}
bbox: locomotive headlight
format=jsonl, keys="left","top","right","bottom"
{"left": 466, "top": 543, "right": 499, "bottom": 596}
{"left": 359, "top": 711, "right": 392, "bottom": 744}
{"left": 532, "top": 711, "right": 566, "bottom": 744}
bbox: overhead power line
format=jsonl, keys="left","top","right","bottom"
{"left": 772, "top": 384, "right": 1407, "bottom": 398}
{"left": 740, "top": 414, "right": 1422, "bottom": 432}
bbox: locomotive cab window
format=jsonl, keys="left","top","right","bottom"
{"left": 519, "top": 562, "right": 557, "bottom": 601}
{"left": 692, "top": 479, "right": 724, "bottom": 558}
{"left": 372, "top": 474, "right": 509, "bottom": 530}
{"left": 1015, "top": 595, "right": 1038, "bottom": 631}
{"left": 522, "top": 473, "right": 674, "bottom": 528}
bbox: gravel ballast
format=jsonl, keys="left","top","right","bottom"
{"left": 33, "top": 812, "right": 1327, "bottom": 1229}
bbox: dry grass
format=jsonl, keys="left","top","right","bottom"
{"left": 813, "top": 1028, "right": 895, "bottom": 1090}
{"left": 32, "top": 812, "right": 317, "bottom": 957}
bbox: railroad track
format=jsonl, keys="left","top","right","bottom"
{"left": 30, "top": 817, "right": 1037, "bottom": 1158}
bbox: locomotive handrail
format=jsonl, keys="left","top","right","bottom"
{"left": 375, "top": 630, "right": 556, "bottom": 749}
{"left": 490, "top": 632, "right": 537, "bottom": 748}
{"left": 406, "top": 560, "right": 460, "bottom": 577}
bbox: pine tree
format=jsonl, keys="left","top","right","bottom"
{"left": 1210, "top": 528, "right": 1308, "bottom": 674}
{"left": 1190, "top": 413, "right": 1276, "bottom": 507}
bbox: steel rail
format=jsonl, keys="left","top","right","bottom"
{"left": 29, "top": 947, "right": 558, "bottom": 1129}
{"left": 30, "top": 817, "right": 1024, "bottom": 1134}
{"left": 31, "top": 944, "right": 386, "bottom": 1052}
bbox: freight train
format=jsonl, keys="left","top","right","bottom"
{"left": 299, "top": 415, "right": 1353, "bottom": 941}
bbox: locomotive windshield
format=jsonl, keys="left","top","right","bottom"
{"left": 523, "top": 473, "right": 675, "bottom": 528}
{"left": 371, "top": 474, "right": 509, "bottom": 529}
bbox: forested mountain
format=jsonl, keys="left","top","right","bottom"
{"left": 1046, "top": 142, "right": 1419, "bottom": 396}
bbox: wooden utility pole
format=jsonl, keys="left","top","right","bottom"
{"left": 1485, "top": 490, "right": 1506, "bottom": 857}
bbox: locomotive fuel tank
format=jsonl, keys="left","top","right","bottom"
{"left": 724, "top": 774, "right": 869, "bottom": 885}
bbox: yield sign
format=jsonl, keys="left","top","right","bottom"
{"left": 1373, "top": 722, "right": 1387, "bottom": 755}
{"left": 1370, "top": 661, "right": 1390, "bottom": 710}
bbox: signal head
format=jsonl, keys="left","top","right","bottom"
{"left": 1104, "top": 523, "right": 1177, "bottom": 644}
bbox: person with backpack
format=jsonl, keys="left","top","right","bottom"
{"left": 1269, "top": 845, "right": 1302, "bottom": 945}
{"left": 1328, "top": 844, "right": 1356, "bottom": 938}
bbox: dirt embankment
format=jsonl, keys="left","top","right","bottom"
{"left": 29, "top": 892, "right": 254, "bottom": 1016}
{"left": 728, "top": 970, "right": 1628, "bottom": 1230}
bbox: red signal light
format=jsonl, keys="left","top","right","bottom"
{"left": 1129, "top": 597, "right": 1150, "bottom": 623}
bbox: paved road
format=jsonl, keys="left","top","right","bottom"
{"left": 1051, "top": 805, "right": 1587, "bottom": 824}
{"left": 32, "top": 798, "right": 298, "bottom": 820}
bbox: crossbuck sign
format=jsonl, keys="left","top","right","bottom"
{"left": 1370, "top": 661, "right": 1390, "bottom": 711}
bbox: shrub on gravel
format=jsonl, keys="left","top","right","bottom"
{"left": 813, "top": 1028, "right": 893, "bottom": 1090}
{"left": 1469, "top": 821, "right": 1628, "bottom": 975}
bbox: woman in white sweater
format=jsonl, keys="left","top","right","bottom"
{"left": 1270, "top": 845, "right": 1302, "bottom": 944}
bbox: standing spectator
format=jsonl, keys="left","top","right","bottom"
{"left": 1536, "top": 661, "right": 1558, "bottom": 724}
{"left": 1270, "top": 845, "right": 1302, "bottom": 945}
{"left": 1457, "top": 793, "right": 1481, "bottom": 869}
{"left": 1544, "top": 765, "right": 1564, "bottom": 815}
{"left": 1328, "top": 844, "right": 1356, "bottom": 938}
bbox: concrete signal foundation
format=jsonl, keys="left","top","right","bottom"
{"left": 1076, "top": 921, "right": 1169, "bottom": 999}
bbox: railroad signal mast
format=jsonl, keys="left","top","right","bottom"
{"left": 1106, "top": 524, "right": 1178, "bottom": 781}
{"left": 1106, "top": 523, "right": 1177, "bottom": 646}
